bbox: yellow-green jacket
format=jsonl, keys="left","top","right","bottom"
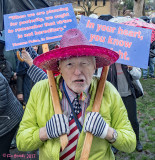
{"left": 17, "top": 76, "right": 136, "bottom": 160}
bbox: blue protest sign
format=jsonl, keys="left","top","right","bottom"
{"left": 78, "top": 16, "right": 152, "bottom": 69}
{"left": 4, "top": 3, "right": 77, "bottom": 51}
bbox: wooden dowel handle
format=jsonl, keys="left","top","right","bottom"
{"left": 47, "top": 70, "right": 63, "bottom": 114}
{"left": 42, "top": 44, "right": 68, "bottom": 151}
{"left": 92, "top": 66, "right": 109, "bottom": 112}
{"left": 80, "top": 66, "right": 109, "bottom": 160}
{"left": 17, "top": 50, "right": 24, "bottom": 62}
{"left": 16, "top": 48, "right": 26, "bottom": 62}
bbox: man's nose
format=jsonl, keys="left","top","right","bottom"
{"left": 74, "top": 65, "right": 82, "bottom": 75}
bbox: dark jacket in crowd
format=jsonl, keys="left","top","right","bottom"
{"left": 0, "top": 73, "right": 24, "bottom": 137}
{"left": 3, "top": 47, "right": 18, "bottom": 76}
{"left": 16, "top": 47, "right": 38, "bottom": 103}
{"left": 0, "top": 54, "right": 12, "bottom": 83}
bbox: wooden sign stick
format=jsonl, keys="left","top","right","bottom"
{"left": 17, "top": 44, "right": 68, "bottom": 151}
{"left": 42, "top": 44, "right": 68, "bottom": 151}
{"left": 80, "top": 66, "right": 109, "bottom": 160}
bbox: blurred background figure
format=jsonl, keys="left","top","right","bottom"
{"left": 0, "top": 31, "right": 19, "bottom": 150}
{"left": 98, "top": 14, "right": 113, "bottom": 21}
{"left": 16, "top": 47, "right": 38, "bottom": 105}
{"left": 0, "top": 30, "right": 18, "bottom": 96}
{"left": 95, "top": 15, "right": 143, "bottom": 154}
{"left": 142, "top": 40, "right": 155, "bottom": 79}
{"left": 0, "top": 40, "right": 13, "bottom": 84}
{"left": 107, "top": 64, "right": 143, "bottom": 153}
{"left": 151, "top": 17, "right": 155, "bottom": 24}
{"left": 37, "top": 45, "right": 43, "bottom": 55}
{"left": 89, "top": 13, "right": 98, "bottom": 19}
{"left": 138, "top": 16, "right": 155, "bottom": 80}
{"left": 139, "top": 16, "right": 150, "bottom": 23}
{"left": 3, "top": 47, "right": 18, "bottom": 96}
{"left": 32, "top": 45, "right": 39, "bottom": 53}
{"left": 76, "top": 15, "right": 82, "bottom": 23}
{"left": 0, "top": 72, "right": 23, "bottom": 160}
{"left": 20, "top": 42, "right": 60, "bottom": 84}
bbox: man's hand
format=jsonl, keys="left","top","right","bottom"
{"left": 21, "top": 50, "right": 33, "bottom": 67}
{"left": 127, "top": 65, "right": 133, "bottom": 71}
{"left": 84, "top": 112, "right": 109, "bottom": 139}
{"left": 13, "top": 72, "right": 17, "bottom": 80}
{"left": 46, "top": 114, "right": 70, "bottom": 139}
{"left": 17, "top": 94, "right": 23, "bottom": 101}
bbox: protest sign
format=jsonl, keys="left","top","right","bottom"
{"left": 78, "top": 16, "right": 152, "bottom": 69}
{"left": 4, "top": 3, "right": 77, "bottom": 51}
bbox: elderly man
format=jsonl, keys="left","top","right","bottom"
{"left": 16, "top": 29, "right": 136, "bottom": 160}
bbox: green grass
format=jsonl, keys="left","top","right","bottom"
{"left": 116, "top": 77, "right": 155, "bottom": 160}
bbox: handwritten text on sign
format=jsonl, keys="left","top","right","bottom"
{"left": 78, "top": 16, "right": 152, "bottom": 69}
{"left": 4, "top": 3, "right": 77, "bottom": 51}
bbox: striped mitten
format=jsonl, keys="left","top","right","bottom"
{"left": 46, "top": 114, "right": 70, "bottom": 139}
{"left": 84, "top": 112, "right": 109, "bottom": 139}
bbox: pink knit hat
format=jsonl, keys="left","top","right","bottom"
{"left": 33, "top": 29, "right": 119, "bottom": 71}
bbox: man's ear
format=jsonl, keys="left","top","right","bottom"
{"left": 58, "top": 67, "right": 61, "bottom": 74}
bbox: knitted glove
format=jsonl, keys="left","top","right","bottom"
{"left": 84, "top": 112, "right": 109, "bottom": 139}
{"left": 46, "top": 114, "right": 70, "bottom": 139}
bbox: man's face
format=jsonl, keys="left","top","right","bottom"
{"left": 59, "top": 56, "right": 96, "bottom": 94}
{"left": 32, "top": 45, "right": 38, "bottom": 52}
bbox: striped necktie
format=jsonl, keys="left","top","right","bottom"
{"left": 60, "top": 96, "right": 82, "bottom": 160}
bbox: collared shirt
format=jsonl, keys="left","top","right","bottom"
{"left": 60, "top": 81, "right": 90, "bottom": 125}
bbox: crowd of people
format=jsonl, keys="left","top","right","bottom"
{"left": 0, "top": 12, "right": 155, "bottom": 160}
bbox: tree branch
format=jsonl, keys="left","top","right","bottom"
{"left": 92, "top": 6, "right": 103, "bottom": 12}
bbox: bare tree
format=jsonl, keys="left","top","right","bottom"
{"left": 77, "top": 0, "right": 106, "bottom": 16}
{"left": 44, "top": 0, "right": 75, "bottom": 6}
{"left": 133, "top": 0, "right": 145, "bottom": 17}
{"left": 45, "top": 0, "right": 106, "bottom": 16}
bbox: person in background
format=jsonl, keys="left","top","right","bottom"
{"left": 151, "top": 17, "right": 155, "bottom": 24}
{"left": 37, "top": 45, "right": 43, "bottom": 55}
{"left": 0, "top": 48, "right": 18, "bottom": 150}
{"left": 141, "top": 17, "right": 155, "bottom": 79}
{"left": 98, "top": 14, "right": 113, "bottom": 21}
{"left": 16, "top": 29, "right": 136, "bottom": 160}
{"left": 3, "top": 47, "right": 17, "bottom": 85}
{"left": 139, "top": 16, "right": 150, "bottom": 23}
{"left": 97, "top": 15, "right": 143, "bottom": 153}
{"left": 16, "top": 47, "right": 38, "bottom": 105}
{"left": 107, "top": 63, "right": 143, "bottom": 153}
{"left": 142, "top": 41, "right": 155, "bottom": 79}
{"left": 76, "top": 15, "right": 82, "bottom": 24}
{"left": 1, "top": 31, "right": 19, "bottom": 149}
{"left": 21, "top": 50, "right": 47, "bottom": 83}
{"left": 0, "top": 73, "right": 23, "bottom": 160}
{"left": 0, "top": 41, "right": 12, "bottom": 84}
{"left": 32, "top": 45, "right": 39, "bottom": 53}
{"left": 20, "top": 42, "right": 60, "bottom": 83}
{"left": 0, "top": 30, "right": 17, "bottom": 87}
